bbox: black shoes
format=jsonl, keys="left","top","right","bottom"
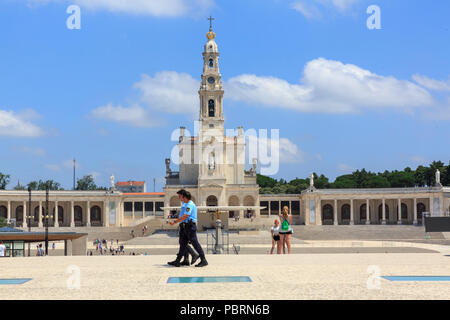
{"left": 168, "top": 259, "right": 181, "bottom": 267}
{"left": 169, "top": 256, "right": 207, "bottom": 267}
{"left": 191, "top": 254, "right": 200, "bottom": 265}
{"left": 180, "top": 259, "right": 190, "bottom": 266}
{"left": 195, "top": 258, "right": 208, "bottom": 267}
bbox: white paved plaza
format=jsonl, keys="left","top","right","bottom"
{"left": 1, "top": 250, "right": 450, "bottom": 300}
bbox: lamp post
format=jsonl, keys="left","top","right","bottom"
{"left": 27, "top": 186, "right": 32, "bottom": 257}
{"left": 45, "top": 185, "right": 49, "bottom": 256}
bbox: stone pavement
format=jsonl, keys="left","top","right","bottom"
{"left": 1, "top": 251, "right": 450, "bottom": 300}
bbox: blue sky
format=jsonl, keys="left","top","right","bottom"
{"left": 0, "top": 0, "right": 449, "bottom": 190}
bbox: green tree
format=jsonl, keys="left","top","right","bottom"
{"left": 27, "top": 181, "right": 38, "bottom": 190}
{"left": 414, "top": 165, "right": 427, "bottom": 187}
{"left": 442, "top": 162, "right": 450, "bottom": 186}
{"left": 76, "top": 175, "right": 106, "bottom": 191}
{"left": 388, "top": 171, "right": 415, "bottom": 187}
{"left": 0, "top": 172, "right": 10, "bottom": 190}
{"left": 38, "top": 180, "right": 63, "bottom": 190}
{"left": 256, "top": 174, "right": 277, "bottom": 188}
{"left": 367, "top": 175, "right": 390, "bottom": 188}
{"left": 0, "top": 217, "right": 7, "bottom": 228}
{"left": 331, "top": 175, "right": 358, "bottom": 189}
{"left": 314, "top": 173, "right": 330, "bottom": 189}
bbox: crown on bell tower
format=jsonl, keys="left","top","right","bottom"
{"left": 206, "top": 16, "right": 216, "bottom": 40}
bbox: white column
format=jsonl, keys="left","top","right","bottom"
{"left": 70, "top": 201, "right": 75, "bottom": 227}
{"left": 38, "top": 201, "right": 43, "bottom": 228}
{"left": 152, "top": 201, "right": 156, "bottom": 217}
{"left": 397, "top": 199, "right": 402, "bottom": 224}
{"left": 23, "top": 201, "right": 28, "bottom": 229}
{"left": 365, "top": 199, "right": 370, "bottom": 225}
{"left": 382, "top": 198, "right": 386, "bottom": 225}
{"left": 104, "top": 201, "right": 109, "bottom": 227}
{"left": 54, "top": 201, "right": 59, "bottom": 228}
{"left": 350, "top": 199, "right": 354, "bottom": 225}
{"left": 317, "top": 199, "right": 322, "bottom": 225}
{"left": 7, "top": 201, "right": 11, "bottom": 221}
{"left": 429, "top": 196, "right": 434, "bottom": 216}
{"left": 268, "top": 201, "right": 271, "bottom": 216}
{"left": 142, "top": 202, "right": 145, "bottom": 219}
{"left": 305, "top": 198, "right": 310, "bottom": 225}
{"left": 86, "top": 201, "right": 91, "bottom": 227}
{"left": 132, "top": 201, "right": 135, "bottom": 220}
{"left": 413, "top": 198, "right": 418, "bottom": 225}
{"left": 333, "top": 199, "right": 338, "bottom": 225}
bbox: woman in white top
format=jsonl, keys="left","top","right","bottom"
{"left": 270, "top": 220, "right": 281, "bottom": 254}
{"left": 278, "top": 206, "right": 293, "bottom": 254}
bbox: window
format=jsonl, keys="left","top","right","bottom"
{"left": 145, "top": 202, "right": 154, "bottom": 212}
{"left": 341, "top": 204, "right": 350, "bottom": 220}
{"left": 291, "top": 201, "right": 300, "bottom": 215}
{"left": 209, "top": 59, "right": 214, "bottom": 68}
{"left": 270, "top": 201, "right": 279, "bottom": 215}
{"left": 155, "top": 202, "right": 164, "bottom": 216}
{"left": 134, "top": 202, "right": 143, "bottom": 212}
{"left": 208, "top": 100, "right": 215, "bottom": 117}
{"left": 322, "top": 204, "right": 333, "bottom": 222}
{"left": 74, "top": 206, "right": 83, "bottom": 222}
{"left": 260, "top": 201, "right": 269, "bottom": 215}
{"left": 0, "top": 205, "right": 6, "bottom": 219}
{"left": 124, "top": 202, "right": 133, "bottom": 217}
{"left": 90, "top": 206, "right": 102, "bottom": 222}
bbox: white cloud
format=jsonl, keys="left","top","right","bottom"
{"left": 91, "top": 104, "right": 158, "bottom": 128}
{"left": 328, "top": 0, "right": 359, "bottom": 11}
{"left": 134, "top": 72, "right": 199, "bottom": 116}
{"left": 0, "top": 109, "right": 44, "bottom": 137}
{"left": 27, "top": 0, "right": 214, "bottom": 17}
{"left": 423, "top": 97, "right": 450, "bottom": 121}
{"left": 413, "top": 74, "right": 450, "bottom": 91}
{"left": 89, "top": 171, "right": 101, "bottom": 180}
{"left": 338, "top": 163, "right": 356, "bottom": 172}
{"left": 409, "top": 156, "right": 428, "bottom": 164}
{"left": 292, "top": 0, "right": 359, "bottom": 18}
{"left": 246, "top": 134, "right": 305, "bottom": 164}
{"left": 226, "top": 58, "right": 434, "bottom": 113}
{"left": 11, "top": 146, "right": 46, "bottom": 157}
{"left": 292, "top": 1, "right": 322, "bottom": 19}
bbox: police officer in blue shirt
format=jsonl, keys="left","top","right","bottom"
{"left": 168, "top": 190, "right": 208, "bottom": 267}
{"left": 174, "top": 190, "right": 199, "bottom": 266}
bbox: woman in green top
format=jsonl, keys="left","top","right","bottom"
{"left": 278, "top": 206, "right": 293, "bottom": 254}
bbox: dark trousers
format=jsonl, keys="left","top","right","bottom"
{"left": 178, "top": 226, "right": 197, "bottom": 260}
{"left": 178, "top": 223, "right": 205, "bottom": 259}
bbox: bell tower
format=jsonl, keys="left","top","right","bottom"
{"left": 199, "top": 16, "right": 224, "bottom": 133}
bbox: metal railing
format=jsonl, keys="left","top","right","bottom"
{"left": 206, "top": 228, "right": 229, "bottom": 254}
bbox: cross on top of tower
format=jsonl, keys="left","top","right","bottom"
{"left": 208, "top": 16, "right": 215, "bottom": 31}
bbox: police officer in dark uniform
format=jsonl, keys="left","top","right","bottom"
{"left": 168, "top": 190, "right": 208, "bottom": 267}
{"left": 174, "top": 189, "right": 199, "bottom": 266}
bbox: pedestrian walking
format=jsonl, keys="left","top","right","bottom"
{"left": 168, "top": 190, "right": 207, "bottom": 267}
